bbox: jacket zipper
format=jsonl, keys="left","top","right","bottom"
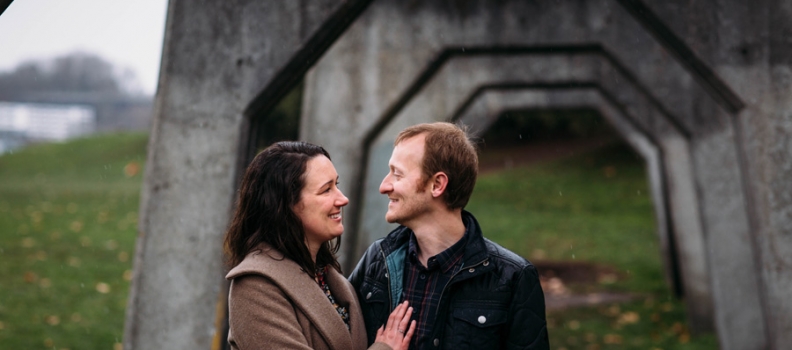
{"left": 433, "top": 258, "right": 488, "bottom": 320}
{"left": 379, "top": 245, "right": 393, "bottom": 310}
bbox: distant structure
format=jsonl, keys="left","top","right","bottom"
{"left": 125, "top": 1, "right": 792, "bottom": 350}
{"left": 0, "top": 95, "right": 152, "bottom": 154}
{"left": 6, "top": 93, "right": 153, "bottom": 132}
{"left": 0, "top": 102, "right": 94, "bottom": 152}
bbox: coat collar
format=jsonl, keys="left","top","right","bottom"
{"left": 226, "top": 244, "right": 366, "bottom": 350}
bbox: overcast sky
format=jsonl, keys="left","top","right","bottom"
{"left": 0, "top": 0, "right": 168, "bottom": 95}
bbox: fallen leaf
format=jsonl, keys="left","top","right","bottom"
{"left": 24, "top": 271, "right": 38, "bottom": 283}
{"left": 618, "top": 311, "right": 640, "bottom": 325}
{"left": 568, "top": 320, "right": 580, "bottom": 330}
{"left": 603, "top": 334, "right": 623, "bottom": 344}
{"left": 70, "top": 221, "right": 83, "bottom": 233}
{"left": 21, "top": 238, "right": 36, "bottom": 248}
{"left": 96, "top": 282, "right": 110, "bottom": 294}
{"left": 124, "top": 161, "right": 140, "bottom": 177}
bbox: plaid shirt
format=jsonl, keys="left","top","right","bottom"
{"left": 402, "top": 231, "right": 467, "bottom": 350}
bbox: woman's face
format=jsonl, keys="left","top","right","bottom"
{"left": 293, "top": 155, "right": 349, "bottom": 251}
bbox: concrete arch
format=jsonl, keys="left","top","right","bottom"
{"left": 452, "top": 86, "right": 676, "bottom": 286}
{"left": 342, "top": 48, "right": 758, "bottom": 345}
{"left": 361, "top": 80, "right": 713, "bottom": 331}
{"left": 300, "top": 6, "right": 767, "bottom": 348}
{"left": 452, "top": 85, "right": 697, "bottom": 328}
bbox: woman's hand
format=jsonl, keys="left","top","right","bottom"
{"left": 374, "top": 301, "right": 416, "bottom": 350}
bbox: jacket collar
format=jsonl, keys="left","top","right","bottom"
{"left": 382, "top": 210, "right": 490, "bottom": 267}
{"left": 226, "top": 244, "right": 366, "bottom": 350}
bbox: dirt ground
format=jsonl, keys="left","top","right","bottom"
{"left": 534, "top": 260, "right": 634, "bottom": 310}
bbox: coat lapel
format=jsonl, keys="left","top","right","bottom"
{"left": 325, "top": 267, "right": 368, "bottom": 349}
{"left": 227, "top": 246, "right": 354, "bottom": 350}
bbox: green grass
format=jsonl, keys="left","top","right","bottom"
{"left": 0, "top": 133, "right": 147, "bottom": 349}
{"left": 0, "top": 134, "right": 718, "bottom": 349}
{"left": 468, "top": 143, "right": 718, "bottom": 349}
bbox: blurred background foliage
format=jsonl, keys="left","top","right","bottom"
{"left": 0, "top": 52, "right": 142, "bottom": 100}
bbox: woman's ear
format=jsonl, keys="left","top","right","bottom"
{"left": 430, "top": 172, "right": 448, "bottom": 198}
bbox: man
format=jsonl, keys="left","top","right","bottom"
{"left": 350, "top": 122, "right": 549, "bottom": 349}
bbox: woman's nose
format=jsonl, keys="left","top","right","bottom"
{"left": 336, "top": 191, "right": 349, "bottom": 207}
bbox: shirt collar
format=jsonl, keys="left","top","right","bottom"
{"left": 407, "top": 227, "right": 468, "bottom": 273}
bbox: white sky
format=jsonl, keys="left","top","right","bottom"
{"left": 0, "top": 0, "right": 169, "bottom": 95}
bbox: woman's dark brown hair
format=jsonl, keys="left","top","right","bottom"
{"left": 224, "top": 141, "right": 341, "bottom": 275}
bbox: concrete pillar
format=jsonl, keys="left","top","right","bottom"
{"left": 124, "top": 1, "right": 367, "bottom": 348}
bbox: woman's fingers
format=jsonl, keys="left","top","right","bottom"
{"left": 398, "top": 306, "right": 413, "bottom": 333}
{"left": 401, "top": 320, "right": 416, "bottom": 346}
{"left": 387, "top": 301, "right": 408, "bottom": 332}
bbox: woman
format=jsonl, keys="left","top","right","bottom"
{"left": 224, "top": 141, "right": 415, "bottom": 350}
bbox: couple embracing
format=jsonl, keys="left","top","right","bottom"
{"left": 224, "top": 122, "right": 550, "bottom": 350}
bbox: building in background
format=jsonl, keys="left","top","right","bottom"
{"left": 0, "top": 95, "right": 152, "bottom": 154}
{"left": 0, "top": 101, "right": 94, "bottom": 153}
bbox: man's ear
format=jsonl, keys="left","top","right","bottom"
{"left": 430, "top": 172, "right": 448, "bottom": 198}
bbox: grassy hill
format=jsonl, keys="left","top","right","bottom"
{"left": 0, "top": 133, "right": 147, "bottom": 349}
{"left": 0, "top": 133, "right": 717, "bottom": 349}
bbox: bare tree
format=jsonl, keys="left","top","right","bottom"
{"left": 0, "top": 52, "right": 133, "bottom": 100}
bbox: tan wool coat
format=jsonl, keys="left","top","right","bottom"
{"left": 226, "top": 244, "right": 391, "bottom": 350}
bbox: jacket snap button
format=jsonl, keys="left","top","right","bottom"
{"left": 483, "top": 261, "right": 489, "bottom": 266}
{"left": 468, "top": 268, "right": 475, "bottom": 273}
{"left": 478, "top": 315, "right": 487, "bottom": 324}
{"left": 385, "top": 273, "right": 389, "bottom": 278}
{"left": 366, "top": 292, "right": 372, "bottom": 300}
{"left": 433, "top": 338, "right": 440, "bottom": 346}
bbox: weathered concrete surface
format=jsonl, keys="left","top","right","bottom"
{"left": 302, "top": 0, "right": 778, "bottom": 346}
{"left": 647, "top": 0, "right": 791, "bottom": 347}
{"left": 124, "top": 1, "right": 356, "bottom": 349}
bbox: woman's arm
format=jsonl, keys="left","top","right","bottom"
{"left": 228, "top": 275, "right": 314, "bottom": 350}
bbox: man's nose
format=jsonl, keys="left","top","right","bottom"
{"left": 379, "top": 175, "right": 392, "bottom": 194}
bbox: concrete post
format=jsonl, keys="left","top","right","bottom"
{"left": 124, "top": 1, "right": 366, "bottom": 348}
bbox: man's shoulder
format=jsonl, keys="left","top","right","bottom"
{"left": 482, "top": 238, "right": 535, "bottom": 270}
